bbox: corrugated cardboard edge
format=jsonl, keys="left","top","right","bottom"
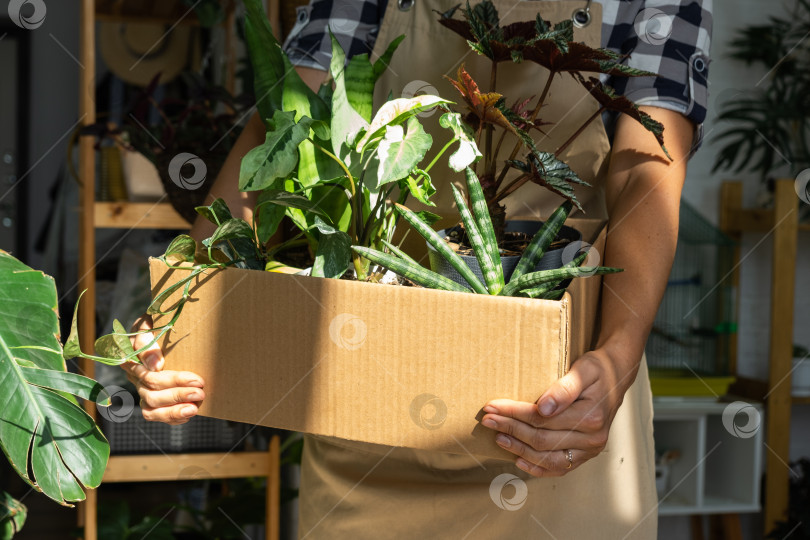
{"left": 559, "top": 293, "right": 571, "bottom": 379}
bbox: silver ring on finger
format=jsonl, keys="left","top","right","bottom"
{"left": 565, "top": 449, "right": 573, "bottom": 469}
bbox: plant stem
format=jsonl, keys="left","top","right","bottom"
{"left": 493, "top": 73, "right": 557, "bottom": 189}
{"left": 491, "top": 173, "right": 530, "bottom": 207}
{"left": 423, "top": 138, "right": 456, "bottom": 174}
{"left": 555, "top": 107, "right": 603, "bottom": 156}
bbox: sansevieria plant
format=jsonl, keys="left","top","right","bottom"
{"left": 352, "top": 167, "right": 621, "bottom": 298}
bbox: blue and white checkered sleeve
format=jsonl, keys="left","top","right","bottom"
{"left": 282, "top": 0, "right": 384, "bottom": 71}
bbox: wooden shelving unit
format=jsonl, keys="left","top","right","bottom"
{"left": 77, "top": 2, "right": 282, "bottom": 539}
{"left": 720, "top": 179, "right": 802, "bottom": 535}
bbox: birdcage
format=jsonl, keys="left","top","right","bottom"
{"left": 645, "top": 200, "right": 737, "bottom": 380}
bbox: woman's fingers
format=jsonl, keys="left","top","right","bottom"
{"left": 141, "top": 402, "right": 200, "bottom": 425}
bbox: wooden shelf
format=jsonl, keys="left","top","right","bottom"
{"left": 104, "top": 451, "right": 273, "bottom": 483}
{"left": 94, "top": 201, "right": 190, "bottom": 230}
{"left": 792, "top": 396, "right": 810, "bottom": 405}
{"left": 799, "top": 222, "right": 810, "bottom": 231}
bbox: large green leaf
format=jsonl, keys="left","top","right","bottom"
{"left": 345, "top": 53, "right": 375, "bottom": 122}
{"left": 329, "top": 31, "right": 369, "bottom": 166}
{"left": 281, "top": 55, "right": 339, "bottom": 188}
{"left": 355, "top": 95, "right": 451, "bottom": 152}
{"left": 311, "top": 217, "right": 352, "bottom": 279}
{"left": 372, "top": 35, "right": 406, "bottom": 81}
{"left": 0, "top": 251, "right": 109, "bottom": 506}
{"left": 239, "top": 110, "right": 314, "bottom": 191}
{"left": 1, "top": 491, "right": 26, "bottom": 539}
{"left": 243, "top": 0, "right": 285, "bottom": 127}
{"left": 370, "top": 117, "right": 433, "bottom": 188}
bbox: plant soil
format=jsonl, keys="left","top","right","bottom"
{"left": 444, "top": 224, "right": 573, "bottom": 257}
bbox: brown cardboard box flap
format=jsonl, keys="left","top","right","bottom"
{"left": 149, "top": 217, "right": 607, "bottom": 460}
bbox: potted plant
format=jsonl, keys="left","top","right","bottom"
{"left": 407, "top": 2, "right": 670, "bottom": 287}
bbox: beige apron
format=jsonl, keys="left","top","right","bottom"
{"left": 298, "top": 2, "right": 658, "bottom": 538}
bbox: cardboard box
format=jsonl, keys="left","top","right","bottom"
{"left": 149, "top": 218, "right": 606, "bottom": 460}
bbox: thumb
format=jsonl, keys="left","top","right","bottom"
{"left": 537, "top": 362, "right": 593, "bottom": 417}
{"left": 130, "top": 314, "right": 164, "bottom": 372}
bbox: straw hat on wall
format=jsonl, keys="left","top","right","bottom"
{"left": 98, "top": 0, "right": 200, "bottom": 87}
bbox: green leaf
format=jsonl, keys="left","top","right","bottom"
{"left": 255, "top": 186, "right": 287, "bottom": 245}
{"left": 371, "top": 117, "right": 433, "bottom": 188}
{"left": 19, "top": 366, "right": 110, "bottom": 405}
{"left": 372, "top": 34, "right": 406, "bottom": 80}
{"left": 239, "top": 110, "right": 314, "bottom": 191}
{"left": 1, "top": 491, "right": 26, "bottom": 538}
{"left": 205, "top": 218, "right": 256, "bottom": 247}
{"left": 451, "top": 184, "right": 500, "bottom": 294}
{"left": 395, "top": 203, "right": 488, "bottom": 294}
{"left": 252, "top": 189, "right": 331, "bottom": 220}
{"left": 439, "top": 112, "right": 482, "bottom": 171}
{"left": 243, "top": 0, "right": 285, "bottom": 127}
{"left": 352, "top": 246, "right": 471, "bottom": 293}
{"left": 403, "top": 168, "right": 436, "bottom": 207}
{"left": 355, "top": 95, "right": 452, "bottom": 152}
{"left": 195, "top": 198, "right": 233, "bottom": 225}
{"left": 345, "top": 53, "right": 375, "bottom": 122}
{"left": 311, "top": 217, "right": 352, "bottom": 279}
{"left": 329, "top": 31, "right": 369, "bottom": 165}
{"left": 0, "top": 251, "right": 109, "bottom": 506}
{"left": 415, "top": 210, "right": 442, "bottom": 226}
{"left": 164, "top": 235, "right": 196, "bottom": 265}
{"left": 93, "top": 320, "right": 139, "bottom": 364}
{"left": 464, "top": 167, "right": 503, "bottom": 286}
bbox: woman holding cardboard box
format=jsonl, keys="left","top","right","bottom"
{"left": 124, "top": 0, "right": 711, "bottom": 537}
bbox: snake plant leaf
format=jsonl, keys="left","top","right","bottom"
{"left": 352, "top": 246, "right": 471, "bottom": 293}
{"left": 0, "top": 251, "right": 109, "bottom": 506}
{"left": 509, "top": 200, "right": 573, "bottom": 284}
{"left": 370, "top": 117, "right": 433, "bottom": 188}
{"left": 243, "top": 0, "right": 285, "bottom": 127}
{"left": 195, "top": 198, "right": 233, "bottom": 226}
{"left": 311, "top": 217, "right": 352, "bottom": 279}
{"left": 395, "top": 203, "right": 488, "bottom": 294}
{"left": 451, "top": 184, "right": 500, "bottom": 294}
{"left": 381, "top": 239, "right": 418, "bottom": 264}
{"left": 464, "top": 167, "right": 503, "bottom": 286}
{"left": 239, "top": 110, "right": 314, "bottom": 191}
{"left": 354, "top": 95, "right": 452, "bottom": 152}
{"left": 1, "top": 491, "right": 26, "bottom": 538}
{"left": 439, "top": 111, "right": 482, "bottom": 171}
{"left": 501, "top": 266, "right": 623, "bottom": 297}
{"left": 372, "top": 34, "right": 405, "bottom": 80}
{"left": 329, "top": 31, "right": 369, "bottom": 166}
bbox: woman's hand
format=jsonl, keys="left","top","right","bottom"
{"left": 121, "top": 315, "right": 206, "bottom": 425}
{"left": 480, "top": 347, "right": 638, "bottom": 477}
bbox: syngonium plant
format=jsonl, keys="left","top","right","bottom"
{"left": 433, "top": 1, "right": 671, "bottom": 241}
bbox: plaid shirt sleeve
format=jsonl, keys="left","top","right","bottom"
{"left": 282, "top": 0, "right": 384, "bottom": 71}
{"left": 283, "top": 0, "right": 713, "bottom": 129}
{"left": 601, "top": 0, "right": 713, "bottom": 129}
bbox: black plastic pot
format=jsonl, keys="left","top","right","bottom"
{"left": 427, "top": 220, "right": 582, "bottom": 289}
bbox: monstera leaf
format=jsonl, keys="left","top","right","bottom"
{"left": 1, "top": 491, "right": 26, "bottom": 539}
{"left": 0, "top": 251, "right": 110, "bottom": 507}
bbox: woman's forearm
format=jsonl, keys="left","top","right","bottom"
{"left": 596, "top": 107, "right": 696, "bottom": 384}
